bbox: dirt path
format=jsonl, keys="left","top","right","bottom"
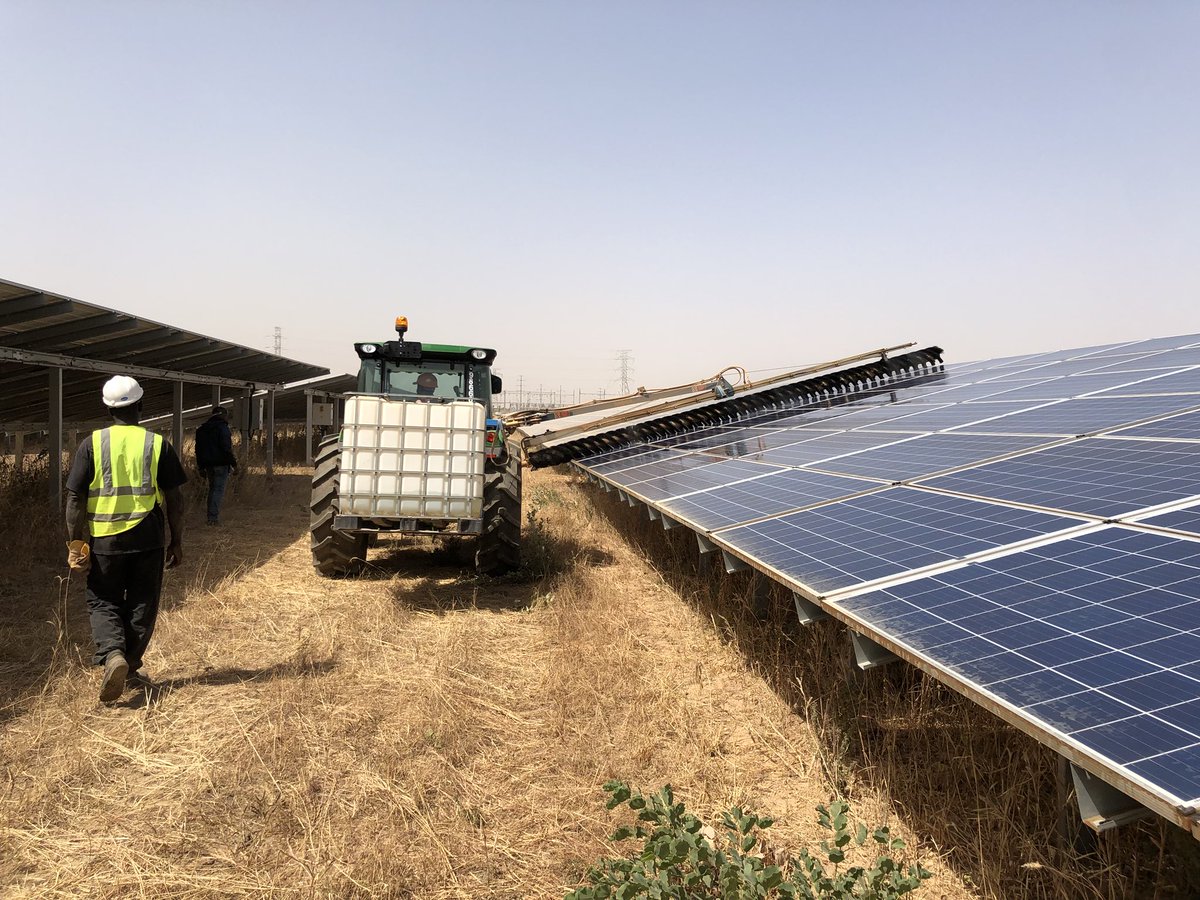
{"left": 1, "top": 466, "right": 980, "bottom": 897}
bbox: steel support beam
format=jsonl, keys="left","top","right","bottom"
{"left": 48, "top": 368, "right": 63, "bottom": 509}
{"left": 696, "top": 532, "right": 717, "bottom": 555}
{"left": 1071, "top": 764, "right": 1151, "bottom": 832}
{"left": 850, "top": 632, "right": 899, "bottom": 670}
{"left": 265, "top": 390, "right": 275, "bottom": 476}
{"left": 172, "top": 381, "right": 184, "bottom": 454}
{"left": 0, "top": 345, "right": 272, "bottom": 390}
{"left": 794, "top": 592, "right": 831, "bottom": 625}
{"left": 722, "top": 549, "right": 750, "bottom": 573}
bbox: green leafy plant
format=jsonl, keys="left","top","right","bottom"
{"left": 565, "top": 781, "right": 931, "bottom": 899}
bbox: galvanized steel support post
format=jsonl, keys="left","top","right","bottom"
{"left": 1070, "top": 763, "right": 1150, "bottom": 832}
{"left": 172, "top": 381, "right": 184, "bottom": 455}
{"left": 850, "top": 632, "right": 899, "bottom": 670}
{"left": 793, "top": 592, "right": 830, "bottom": 625}
{"left": 265, "top": 390, "right": 275, "bottom": 476}
{"left": 48, "top": 367, "right": 63, "bottom": 510}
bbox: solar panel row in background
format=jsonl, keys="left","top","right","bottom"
{"left": 573, "top": 334, "right": 1200, "bottom": 829}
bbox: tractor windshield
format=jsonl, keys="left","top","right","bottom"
{"left": 358, "top": 359, "right": 491, "bottom": 407}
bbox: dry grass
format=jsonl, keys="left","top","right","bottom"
{"left": 0, "top": 460, "right": 1195, "bottom": 898}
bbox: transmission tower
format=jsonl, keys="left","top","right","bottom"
{"left": 616, "top": 349, "right": 634, "bottom": 394}
{"left": 273, "top": 326, "right": 282, "bottom": 355}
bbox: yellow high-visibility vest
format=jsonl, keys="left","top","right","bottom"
{"left": 87, "top": 425, "right": 164, "bottom": 537}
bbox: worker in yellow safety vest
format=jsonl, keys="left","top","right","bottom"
{"left": 65, "top": 375, "right": 188, "bottom": 702}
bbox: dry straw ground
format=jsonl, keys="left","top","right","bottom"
{"left": 1, "top": 454, "right": 1199, "bottom": 898}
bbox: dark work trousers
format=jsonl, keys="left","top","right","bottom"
{"left": 205, "top": 465, "right": 231, "bottom": 523}
{"left": 85, "top": 548, "right": 165, "bottom": 670}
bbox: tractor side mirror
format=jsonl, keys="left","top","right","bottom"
{"left": 491, "top": 375, "right": 503, "bottom": 394}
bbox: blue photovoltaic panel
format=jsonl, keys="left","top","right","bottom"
{"left": 1016, "top": 358, "right": 1153, "bottom": 377}
{"left": 568, "top": 332, "right": 1200, "bottom": 820}
{"left": 810, "top": 432, "right": 1057, "bottom": 482}
{"left": 607, "top": 452, "right": 733, "bottom": 487}
{"left": 670, "top": 426, "right": 791, "bottom": 451}
{"left": 1096, "top": 368, "right": 1200, "bottom": 397}
{"left": 1112, "top": 410, "right": 1200, "bottom": 440}
{"left": 660, "top": 469, "right": 884, "bottom": 531}
{"left": 961, "top": 396, "right": 1200, "bottom": 436}
{"left": 750, "top": 431, "right": 918, "bottom": 467}
{"left": 621, "top": 458, "right": 784, "bottom": 502}
{"left": 780, "top": 402, "right": 951, "bottom": 429}
{"left": 1134, "top": 507, "right": 1200, "bottom": 539}
{"left": 1088, "top": 348, "right": 1200, "bottom": 373}
{"left": 893, "top": 379, "right": 1051, "bottom": 403}
{"left": 961, "top": 372, "right": 1170, "bottom": 403}
{"left": 650, "top": 427, "right": 746, "bottom": 449}
{"left": 918, "top": 438, "right": 1200, "bottom": 518}
{"left": 1094, "top": 335, "right": 1200, "bottom": 355}
{"left": 577, "top": 444, "right": 653, "bottom": 466}
{"left": 836, "top": 528, "right": 1200, "bottom": 804}
{"left": 697, "top": 428, "right": 852, "bottom": 458}
{"left": 858, "top": 402, "right": 1031, "bottom": 432}
{"left": 589, "top": 446, "right": 679, "bottom": 475}
{"left": 717, "top": 487, "right": 1083, "bottom": 595}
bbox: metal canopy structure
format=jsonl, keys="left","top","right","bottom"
{"left": 562, "top": 333, "right": 1200, "bottom": 839}
{"left": 0, "top": 277, "right": 328, "bottom": 425}
{"left": 0, "top": 276, "right": 331, "bottom": 503}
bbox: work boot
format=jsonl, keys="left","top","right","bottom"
{"left": 99, "top": 651, "right": 128, "bottom": 702}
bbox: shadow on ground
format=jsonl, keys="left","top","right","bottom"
{"left": 0, "top": 472, "right": 313, "bottom": 727}
{"left": 113, "top": 657, "right": 339, "bottom": 710}
{"left": 337, "top": 521, "right": 617, "bottom": 615}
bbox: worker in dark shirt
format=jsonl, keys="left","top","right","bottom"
{"left": 65, "top": 375, "right": 187, "bottom": 702}
{"left": 194, "top": 405, "right": 238, "bottom": 526}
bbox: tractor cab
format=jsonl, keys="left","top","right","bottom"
{"left": 353, "top": 317, "right": 502, "bottom": 416}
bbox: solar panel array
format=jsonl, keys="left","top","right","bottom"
{"left": 573, "top": 334, "right": 1200, "bottom": 829}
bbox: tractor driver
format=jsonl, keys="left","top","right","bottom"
{"left": 416, "top": 372, "right": 438, "bottom": 396}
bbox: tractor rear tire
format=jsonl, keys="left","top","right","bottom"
{"left": 476, "top": 449, "right": 522, "bottom": 575}
{"left": 310, "top": 435, "right": 368, "bottom": 576}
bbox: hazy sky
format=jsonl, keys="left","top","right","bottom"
{"left": 2, "top": 2, "right": 1197, "bottom": 398}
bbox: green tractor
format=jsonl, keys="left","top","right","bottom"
{"left": 310, "top": 316, "right": 521, "bottom": 576}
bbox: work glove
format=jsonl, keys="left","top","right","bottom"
{"left": 166, "top": 540, "right": 183, "bottom": 569}
{"left": 66, "top": 540, "right": 91, "bottom": 574}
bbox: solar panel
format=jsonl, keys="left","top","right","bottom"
{"left": 810, "top": 432, "right": 1057, "bottom": 482}
{"left": 567, "top": 332, "right": 1200, "bottom": 831}
{"left": 618, "top": 457, "right": 783, "bottom": 502}
{"left": 961, "top": 395, "right": 1200, "bottom": 436}
{"left": 858, "top": 401, "right": 1036, "bottom": 432}
{"left": 1096, "top": 368, "right": 1200, "bottom": 396}
{"left": 1131, "top": 506, "right": 1200, "bottom": 539}
{"left": 715, "top": 488, "right": 1085, "bottom": 595}
{"left": 835, "top": 528, "right": 1200, "bottom": 805}
{"left": 749, "top": 431, "right": 923, "bottom": 467}
{"left": 587, "top": 446, "right": 679, "bottom": 475}
{"left": 959, "top": 372, "right": 1171, "bottom": 403}
{"left": 1087, "top": 348, "right": 1200, "bottom": 373}
{"left": 917, "top": 438, "right": 1200, "bottom": 518}
{"left": 661, "top": 468, "right": 884, "bottom": 530}
{"left": 606, "top": 452, "right": 736, "bottom": 487}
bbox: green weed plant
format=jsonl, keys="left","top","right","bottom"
{"left": 566, "top": 781, "right": 931, "bottom": 899}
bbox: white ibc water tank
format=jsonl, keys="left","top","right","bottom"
{"left": 338, "top": 396, "right": 487, "bottom": 519}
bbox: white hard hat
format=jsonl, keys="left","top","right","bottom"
{"left": 102, "top": 375, "right": 144, "bottom": 408}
